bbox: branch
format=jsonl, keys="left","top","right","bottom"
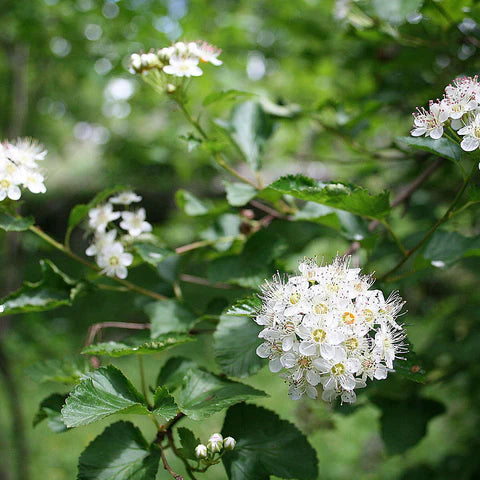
{"left": 85, "top": 321, "right": 151, "bottom": 349}
{"left": 160, "top": 447, "right": 184, "bottom": 480}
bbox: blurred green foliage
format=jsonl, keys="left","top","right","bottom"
{"left": 2, "top": 0, "right": 480, "bottom": 479}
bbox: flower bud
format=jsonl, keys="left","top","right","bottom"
{"left": 223, "top": 436, "right": 236, "bottom": 451}
{"left": 195, "top": 444, "right": 208, "bottom": 459}
{"left": 166, "top": 83, "right": 176, "bottom": 94}
{"left": 207, "top": 433, "right": 223, "bottom": 453}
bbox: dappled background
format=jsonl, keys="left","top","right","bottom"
{"left": 1, "top": 0, "right": 480, "bottom": 479}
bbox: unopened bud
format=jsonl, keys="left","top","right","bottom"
{"left": 207, "top": 433, "right": 223, "bottom": 453}
{"left": 195, "top": 444, "right": 208, "bottom": 459}
{"left": 223, "top": 436, "right": 236, "bottom": 450}
{"left": 166, "top": 83, "right": 176, "bottom": 93}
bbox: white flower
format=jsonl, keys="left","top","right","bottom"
{"left": 22, "top": 170, "right": 46, "bottom": 194}
{"left": 109, "top": 191, "right": 142, "bottom": 205}
{"left": 195, "top": 444, "right": 208, "bottom": 459}
{"left": 194, "top": 41, "right": 223, "bottom": 66}
{"left": 223, "top": 437, "right": 236, "bottom": 450}
{"left": 96, "top": 242, "right": 133, "bottom": 279}
{"left": 458, "top": 112, "right": 480, "bottom": 151}
{"left": 443, "top": 76, "right": 479, "bottom": 120}
{"left": 254, "top": 256, "right": 408, "bottom": 403}
{"left": 85, "top": 229, "right": 117, "bottom": 257}
{"left": 313, "top": 347, "right": 360, "bottom": 391}
{"left": 411, "top": 102, "right": 449, "bottom": 139}
{"left": 163, "top": 56, "right": 203, "bottom": 77}
{"left": 0, "top": 174, "right": 21, "bottom": 201}
{"left": 207, "top": 433, "right": 223, "bottom": 453}
{"left": 120, "top": 208, "right": 152, "bottom": 237}
{"left": 6, "top": 137, "right": 47, "bottom": 167}
{"left": 88, "top": 203, "right": 121, "bottom": 233}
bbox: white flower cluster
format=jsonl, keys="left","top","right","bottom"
{"left": 0, "top": 138, "right": 47, "bottom": 202}
{"left": 130, "top": 41, "right": 222, "bottom": 78}
{"left": 255, "top": 256, "right": 407, "bottom": 404}
{"left": 411, "top": 76, "right": 480, "bottom": 152}
{"left": 86, "top": 191, "right": 152, "bottom": 279}
{"left": 195, "top": 433, "right": 236, "bottom": 460}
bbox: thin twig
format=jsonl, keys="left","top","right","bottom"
{"left": 249, "top": 200, "right": 290, "bottom": 219}
{"left": 160, "top": 447, "right": 184, "bottom": 480}
{"left": 180, "top": 274, "right": 234, "bottom": 289}
{"left": 85, "top": 321, "right": 151, "bottom": 349}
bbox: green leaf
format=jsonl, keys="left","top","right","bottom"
{"left": 373, "top": 394, "right": 445, "bottom": 454}
{"left": 135, "top": 244, "right": 175, "bottom": 267}
{"left": 214, "top": 314, "right": 263, "bottom": 378}
{"left": 33, "top": 393, "right": 67, "bottom": 433}
{"left": 295, "top": 202, "right": 369, "bottom": 241}
{"left": 152, "top": 386, "right": 178, "bottom": 420}
{"left": 66, "top": 185, "right": 127, "bottom": 240}
{"left": 81, "top": 332, "right": 195, "bottom": 358}
{"left": 266, "top": 175, "right": 391, "bottom": 219}
{"left": 177, "top": 369, "right": 267, "bottom": 420}
{"left": 0, "top": 211, "right": 34, "bottom": 231}
{"left": 61, "top": 365, "right": 150, "bottom": 428}
{"left": 423, "top": 230, "right": 480, "bottom": 267}
{"left": 156, "top": 357, "right": 198, "bottom": 391}
{"left": 78, "top": 421, "right": 160, "bottom": 480}
{"left": 144, "top": 299, "right": 197, "bottom": 337}
{"left": 372, "top": 0, "right": 424, "bottom": 26}
{"left": 397, "top": 136, "right": 463, "bottom": 164}
{"left": 200, "top": 213, "right": 242, "bottom": 252}
{"left": 221, "top": 404, "right": 318, "bottom": 480}
{"left": 177, "top": 427, "right": 200, "bottom": 460}
{"left": 0, "top": 259, "right": 85, "bottom": 316}
{"left": 25, "top": 355, "right": 93, "bottom": 385}
{"left": 224, "top": 181, "right": 257, "bottom": 207}
{"left": 203, "top": 89, "right": 253, "bottom": 107}
{"left": 394, "top": 354, "right": 426, "bottom": 384}
{"left": 225, "top": 295, "right": 262, "bottom": 317}
{"left": 226, "top": 101, "right": 274, "bottom": 171}
{"left": 175, "top": 189, "right": 211, "bottom": 216}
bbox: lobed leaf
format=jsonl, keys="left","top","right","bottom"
{"left": 214, "top": 313, "right": 264, "bottom": 378}
{"left": 26, "top": 355, "right": 93, "bottom": 385}
{"left": 0, "top": 259, "right": 86, "bottom": 316}
{"left": 81, "top": 332, "right": 195, "bottom": 358}
{"left": 144, "top": 299, "right": 197, "bottom": 337}
{"left": 152, "top": 386, "right": 178, "bottom": 420}
{"left": 61, "top": 365, "right": 150, "bottom": 428}
{"left": 134, "top": 244, "right": 175, "bottom": 267}
{"left": 373, "top": 394, "right": 445, "bottom": 454}
{"left": 177, "top": 427, "right": 201, "bottom": 460}
{"left": 0, "top": 211, "right": 34, "bottom": 231}
{"left": 266, "top": 175, "right": 391, "bottom": 219}
{"left": 397, "top": 136, "right": 463, "bottom": 163}
{"left": 77, "top": 421, "right": 160, "bottom": 480}
{"left": 33, "top": 393, "right": 68, "bottom": 433}
{"left": 221, "top": 403, "right": 318, "bottom": 480}
{"left": 176, "top": 369, "right": 267, "bottom": 420}
{"left": 224, "top": 181, "right": 257, "bottom": 207}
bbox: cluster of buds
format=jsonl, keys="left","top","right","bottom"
{"left": 195, "top": 433, "right": 236, "bottom": 461}
{"left": 411, "top": 76, "right": 480, "bottom": 153}
{"left": 254, "top": 256, "right": 408, "bottom": 404}
{"left": 86, "top": 191, "right": 152, "bottom": 279}
{"left": 0, "top": 138, "right": 47, "bottom": 202}
{"left": 129, "top": 41, "right": 222, "bottom": 90}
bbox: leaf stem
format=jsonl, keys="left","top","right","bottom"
{"left": 28, "top": 225, "right": 166, "bottom": 300}
{"left": 138, "top": 356, "right": 151, "bottom": 408}
{"left": 174, "top": 98, "right": 260, "bottom": 189}
{"left": 379, "top": 162, "right": 477, "bottom": 281}
{"left": 380, "top": 219, "right": 408, "bottom": 256}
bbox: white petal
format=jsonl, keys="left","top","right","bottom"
{"left": 461, "top": 136, "right": 479, "bottom": 151}
{"left": 256, "top": 342, "right": 270, "bottom": 358}
{"left": 299, "top": 341, "right": 317, "bottom": 357}
{"left": 429, "top": 126, "right": 443, "bottom": 139}
{"left": 269, "top": 357, "right": 282, "bottom": 373}
{"left": 340, "top": 374, "right": 356, "bottom": 391}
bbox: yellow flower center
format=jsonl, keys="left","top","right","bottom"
{"left": 342, "top": 312, "right": 355, "bottom": 325}
{"left": 313, "top": 303, "right": 328, "bottom": 315}
{"left": 289, "top": 292, "right": 300, "bottom": 304}
{"left": 0, "top": 179, "right": 10, "bottom": 189}
{"left": 345, "top": 337, "right": 358, "bottom": 351}
{"left": 363, "top": 309, "right": 374, "bottom": 323}
{"left": 331, "top": 363, "right": 345, "bottom": 376}
{"left": 109, "top": 256, "right": 119, "bottom": 266}
{"left": 312, "top": 329, "right": 326, "bottom": 343}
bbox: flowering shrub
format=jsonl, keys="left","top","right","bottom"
{"left": 1, "top": 9, "right": 479, "bottom": 478}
